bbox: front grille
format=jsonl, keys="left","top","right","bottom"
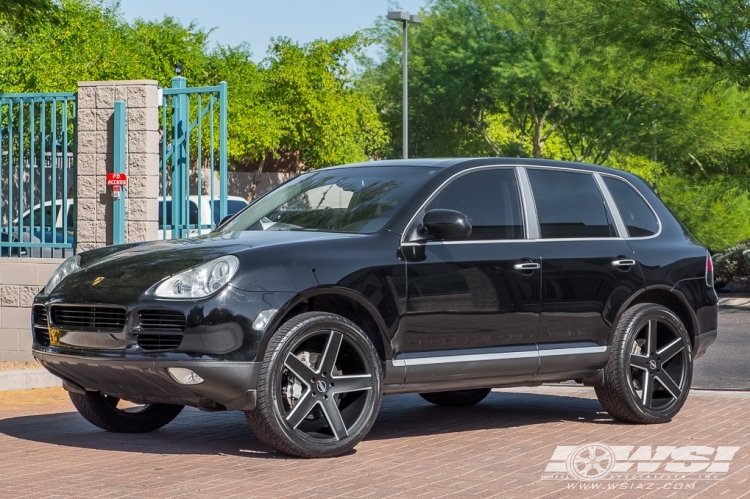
{"left": 32, "top": 305, "right": 50, "bottom": 346}
{"left": 50, "top": 305, "right": 127, "bottom": 331}
{"left": 132, "top": 309, "right": 186, "bottom": 351}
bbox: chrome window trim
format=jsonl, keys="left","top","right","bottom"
{"left": 516, "top": 166, "right": 540, "bottom": 239}
{"left": 399, "top": 165, "right": 527, "bottom": 245}
{"left": 523, "top": 164, "right": 663, "bottom": 241}
{"left": 593, "top": 172, "right": 628, "bottom": 238}
{"left": 392, "top": 345, "right": 608, "bottom": 367}
{"left": 596, "top": 171, "right": 663, "bottom": 240}
{"left": 526, "top": 167, "right": 619, "bottom": 241}
{"left": 399, "top": 163, "right": 663, "bottom": 246}
{"left": 401, "top": 238, "right": 542, "bottom": 247}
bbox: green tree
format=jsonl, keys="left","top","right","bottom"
{"left": 0, "top": 0, "right": 53, "bottom": 24}
{"left": 0, "top": 0, "right": 385, "bottom": 176}
{"left": 260, "top": 35, "right": 387, "bottom": 168}
{"left": 591, "top": 0, "right": 750, "bottom": 88}
{"left": 367, "top": 0, "right": 669, "bottom": 161}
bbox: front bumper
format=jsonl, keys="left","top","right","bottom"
{"left": 34, "top": 350, "right": 261, "bottom": 411}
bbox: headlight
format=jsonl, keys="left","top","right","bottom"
{"left": 154, "top": 255, "right": 239, "bottom": 299}
{"left": 44, "top": 255, "right": 81, "bottom": 293}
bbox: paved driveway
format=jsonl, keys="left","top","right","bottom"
{"left": 693, "top": 305, "right": 750, "bottom": 389}
{"left": 0, "top": 386, "right": 748, "bottom": 498}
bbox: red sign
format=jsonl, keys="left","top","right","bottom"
{"left": 106, "top": 173, "right": 127, "bottom": 186}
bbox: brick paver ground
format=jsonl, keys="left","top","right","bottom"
{"left": 0, "top": 385, "right": 748, "bottom": 498}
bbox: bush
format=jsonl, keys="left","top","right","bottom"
{"left": 655, "top": 175, "right": 750, "bottom": 251}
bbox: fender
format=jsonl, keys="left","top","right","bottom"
{"left": 255, "top": 285, "right": 393, "bottom": 363}
{"left": 607, "top": 283, "right": 700, "bottom": 347}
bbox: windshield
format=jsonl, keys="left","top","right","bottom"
{"left": 221, "top": 166, "right": 436, "bottom": 234}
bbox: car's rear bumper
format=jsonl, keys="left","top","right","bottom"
{"left": 693, "top": 329, "right": 717, "bottom": 360}
{"left": 33, "top": 349, "right": 260, "bottom": 411}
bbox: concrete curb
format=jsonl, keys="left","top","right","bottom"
{"left": 0, "top": 369, "right": 62, "bottom": 392}
{"left": 719, "top": 296, "right": 750, "bottom": 308}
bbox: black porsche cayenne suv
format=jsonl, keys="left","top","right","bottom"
{"left": 32, "top": 158, "right": 718, "bottom": 458}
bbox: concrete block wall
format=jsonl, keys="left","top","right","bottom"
{"left": 76, "top": 80, "right": 160, "bottom": 251}
{"left": 0, "top": 258, "right": 64, "bottom": 361}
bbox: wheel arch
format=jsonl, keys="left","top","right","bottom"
{"left": 257, "top": 286, "right": 391, "bottom": 365}
{"left": 611, "top": 285, "right": 698, "bottom": 349}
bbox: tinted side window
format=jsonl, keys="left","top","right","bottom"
{"left": 189, "top": 201, "right": 199, "bottom": 225}
{"left": 66, "top": 203, "right": 76, "bottom": 229}
{"left": 212, "top": 199, "right": 248, "bottom": 225}
{"left": 527, "top": 169, "right": 615, "bottom": 238}
{"left": 22, "top": 205, "right": 57, "bottom": 228}
{"left": 604, "top": 177, "right": 659, "bottom": 237}
{"left": 426, "top": 169, "right": 524, "bottom": 240}
{"left": 158, "top": 201, "right": 171, "bottom": 226}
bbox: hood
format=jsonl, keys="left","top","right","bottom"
{"left": 46, "top": 230, "right": 363, "bottom": 303}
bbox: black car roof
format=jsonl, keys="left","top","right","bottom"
{"left": 323, "top": 158, "right": 461, "bottom": 169}
{"left": 323, "top": 157, "right": 632, "bottom": 177}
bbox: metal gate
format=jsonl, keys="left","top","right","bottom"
{"left": 159, "top": 77, "right": 228, "bottom": 239}
{"left": 0, "top": 92, "right": 77, "bottom": 257}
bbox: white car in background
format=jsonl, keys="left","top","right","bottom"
{"left": 3, "top": 195, "right": 248, "bottom": 255}
{"left": 158, "top": 195, "right": 249, "bottom": 238}
{"left": 3, "top": 199, "right": 76, "bottom": 257}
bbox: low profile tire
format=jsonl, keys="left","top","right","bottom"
{"left": 246, "top": 312, "right": 383, "bottom": 458}
{"left": 595, "top": 303, "right": 693, "bottom": 424}
{"left": 69, "top": 392, "right": 183, "bottom": 433}
{"left": 419, "top": 388, "right": 491, "bottom": 407}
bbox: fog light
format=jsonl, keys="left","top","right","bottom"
{"left": 253, "top": 309, "right": 278, "bottom": 331}
{"left": 168, "top": 368, "right": 204, "bottom": 385}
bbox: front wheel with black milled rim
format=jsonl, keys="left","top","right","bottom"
{"left": 246, "top": 312, "right": 383, "bottom": 458}
{"left": 595, "top": 303, "right": 693, "bottom": 424}
{"left": 69, "top": 392, "right": 184, "bottom": 433}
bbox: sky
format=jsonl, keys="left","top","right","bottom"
{"left": 118, "top": 0, "right": 427, "bottom": 62}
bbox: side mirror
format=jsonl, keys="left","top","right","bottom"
{"left": 420, "top": 209, "right": 472, "bottom": 240}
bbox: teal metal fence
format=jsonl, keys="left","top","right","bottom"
{"left": 159, "top": 77, "right": 228, "bottom": 239}
{"left": 112, "top": 100, "right": 126, "bottom": 245}
{"left": 0, "top": 92, "right": 77, "bottom": 257}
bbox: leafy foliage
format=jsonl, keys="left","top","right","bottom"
{"left": 0, "top": 0, "right": 385, "bottom": 171}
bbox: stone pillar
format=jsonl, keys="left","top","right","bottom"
{"left": 76, "top": 80, "right": 160, "bottom": 251}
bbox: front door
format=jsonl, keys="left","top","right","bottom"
{"left": 401, "top": 167, "right": 541, "bottom": 383}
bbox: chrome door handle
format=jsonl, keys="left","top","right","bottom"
{"left": 513, "top": 262, "right": 541, "bottom": 271}
{"left": 611, "top": 259, "right": 636, "bottom": 267}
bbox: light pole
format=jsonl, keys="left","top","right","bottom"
{"left": 388, "top": 11, "right": 421, "bottom": 159}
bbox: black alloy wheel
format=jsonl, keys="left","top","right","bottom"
{"left": 246, "top": 312, "right": 383, "bottom": 458}
{"left": 69, "top": 391, "right": 184, "bottom": 433}
{"left": 595, "top": 303, "right": 692, "bottom": 424}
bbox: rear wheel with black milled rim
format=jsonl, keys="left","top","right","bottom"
{"left": 246, "top": 312, "right": 383, "bottom": 458}
{"left": 595, "top": 303, "right": 692, "bottom": 424}
{"left": 69, "top": 392, "right": 184, "bottom": 433}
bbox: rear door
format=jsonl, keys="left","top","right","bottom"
{"left": 525, "top": 167, "right": 644, "bottom": 378}
{"left": 402, "top": 167, "right": 541, "bottom": 384}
